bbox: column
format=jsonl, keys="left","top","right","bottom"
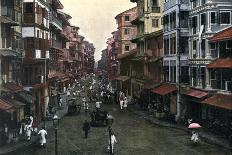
{"left": 205, "top": 67, "right": 211, "bottom": 90}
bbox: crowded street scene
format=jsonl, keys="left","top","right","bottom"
{"left": 0, "top": 0, "right": 232, "bottom": 155}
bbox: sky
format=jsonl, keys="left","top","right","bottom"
{"left": 60, "top": 0, "right": 136, "bottom": 61}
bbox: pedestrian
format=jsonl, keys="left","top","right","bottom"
{"left": 38, "top": 127, "right": 47, "bottom": 147}
{"left": 59, "top": 97, "right": 63, "bottom": 107}
{"left": 108, "top": 131, "right": 117, "bottom": 154}
{"left": 82, "top": 120, "right": 90, "bottom": 138}
{"left": 83, "top": 101, "right": 89, "bottom": 113}
{"left": 25, "top": 125, "right": 33, "bottom": 140}
{"left": 96, "top": 101, "right": 101, "bottom": 110}
{"left": 123, "top": 96, "right": 128, "bottom": 108}
{"left": 119, "top": 96, "right": 124, "bottom": 110}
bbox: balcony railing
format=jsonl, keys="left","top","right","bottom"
{"left": 50, "top": 13, "right": 63, "bottom": 30}
{"left": 152, "top": 6, "right": 160, "bottom": 13}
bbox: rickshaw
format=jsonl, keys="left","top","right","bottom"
{"left": 67, "top": 98, "right": 81, "bottom": 115}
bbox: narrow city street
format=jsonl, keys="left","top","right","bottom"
{"left": 16, "top": 78, "right": 231, "bottom": 155}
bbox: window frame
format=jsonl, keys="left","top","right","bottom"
{"left": 125, "top": 15, "right": 130, "bottom": 22}
{"left": 152, "top": 18, "right": 159, "bottom": 28}
{"left": 220, "top": 11, "right": 231, "bottom": 25}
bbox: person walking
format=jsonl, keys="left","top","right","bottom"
{"left": 82, "top": 120, "right": 90, "bottom": 138}
{"left": 38, "top": 127, "right": 47, "bottom": 147}
{"left": 108, "top": 131, "right": 117, "bottom": 154}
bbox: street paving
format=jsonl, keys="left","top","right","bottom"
{"left": 17, "top": 77, "right": 231, "bottom": 155}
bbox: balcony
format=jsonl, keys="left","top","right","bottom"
{"left": 23, "top": 13, "right": 34, "bottom": 24}
{"left": 49, "top": 13, "right": 62, "bottom": 30}
{"left": 151, "top": 6, "right": 160, "bottom": 13}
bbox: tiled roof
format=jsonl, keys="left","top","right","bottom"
{"left": 151, "top": 84, "right": 177, "bottom": 96}
{"left": 207, "top": 58, "right": 232, "bottom": 68}
{"left": 211, "top": 26, "right": 232, "bottom": 42}
{"left": 201, "top": 94, "right": 232, "bottom": 110}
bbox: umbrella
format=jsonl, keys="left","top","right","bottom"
{"left": 188, "top": 123, "right": 201, "bottom": 129}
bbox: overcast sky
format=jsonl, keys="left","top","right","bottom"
{"left": 60, "top": 0, "right": 136, "bottom": 61}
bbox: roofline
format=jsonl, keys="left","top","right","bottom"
{"left": 115, "top": 7, "right": 137, "bottom": 19}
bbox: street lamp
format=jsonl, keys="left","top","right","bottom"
{"left": 53, "top": 114, "right": 59, "bottom": 155}
{"left": 107, "top": 116, "right": 114, "bottom": 154}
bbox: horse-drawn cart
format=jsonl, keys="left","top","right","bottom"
{"left": 67, "top": 98, "right": 81, "bottom": 115}
{"left": 90, "top": 110, "right": 114, "bottom": 127}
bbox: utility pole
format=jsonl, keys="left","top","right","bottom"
{"left": 176, "top": 2, "right": 181, "bottom": 121}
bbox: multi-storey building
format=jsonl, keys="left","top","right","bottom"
{"left": 114, "top": 7, "right": 137, "bottom": 95}
{"left": 0, "top": 0, "right": 27, "bottom": 144}
{"left": 162, "top": 0, "right": 190, "bottom": 120}
{"left": 184, "top": 0, "right": 232, "bottom": 123}
{"left": 130, "top": 0, "right": 163, "bottom": 98}
{"left": 22, "top": 0, "right": 50, "bottom": 126}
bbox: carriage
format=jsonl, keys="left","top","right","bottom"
{"left": 90, "top": 110, "right": 114, "bottom": 127}
{"left": 67, "top": 98, "right": 81, "bottom": 115}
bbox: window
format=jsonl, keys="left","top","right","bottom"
{"left": 220, "top": 12, "right": 231, "bottom": 24}
{"left": 192, "top": 0, "right": 197, "bottom": 8}
{"left": 125, "top": 45, "right": 130, "bottom": 51}
{"left": 210, "top": 43, "right": 216, "bottom": 50}
{"left": 26, "top": 38, "right": 34, "bottom": 49}
{"left": 152, "top": 19, "right": 159, "bottom": 27}
{"left": 24, "top": 3, "right": 33, "bottom": 13}
{"left": 124, "top": 28, "right": 130, "bottom": 35}
{"left": 193, "top": 40, "right": 197, "bottom": 50}
{"left": 152, "top": 0, "right": 158, "bottom": 6}
{"left": 210, "top": 12, "right": 216, "bottom": 24}
{"left": 125, "top": 15, "right": 130, "bottom": 21}
{"left": 201, "top": 13, "right": 206, "bottom": 32}
{"left": 201, "top": 0, "right": 206, "bottom": 5}
{"left": 226, "top": 40, "right": 232, "bottom": 49}
{"left": 164, "top": 37, "right": 169, "bottom": 55}
{"left": 37, "top": 30, "right": 40, "bottom": 38}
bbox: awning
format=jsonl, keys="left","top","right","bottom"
{"left": 201, "top": 94, "right": 232, "bottom": 110}
{"left": 0, "top": 49, "right": 17, "bottom": 57}
{"left": 207, "top": 58, "right": 232, "bottom": 69}
{"left": 17, "top": 91, "right": 36, "bottom": 104}
{"left": 31, "top": 83, "right": 47, "bottom": 89}
{"left": 3, "top": 82, "right": 23, "bottom": 92}
{"left": 0, "top": 98, "right": 15, "bottom": 113}
{"left": 184, "top": 89, "right": 208, "bottom": 99}
{"left": 61, "top": 78, "right": 70, "bottom": 83}
{"left": 151, "top": 84, "right": 177, "bottom": 95}
{"left": 0, "top": 16, "right": 19, "bottom": 26}
{"left": 8, "top": 99, "right": 26, "bottom": 109}
{"left": 115, "top": 76, "right": 130, "bottom": 82}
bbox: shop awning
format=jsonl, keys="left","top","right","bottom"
{"left": 8, "top": 99, "right": 26, "bottom": 109}
{"left": 201, "top": 94, "right": 232, "bottom": 110}
{"left": 0, "top": 98, "right": 15, "bottom": 113}
{"left": 3, "top": 82, "right": 23, "bottom": 92}
{"left": 0, "top": 49, "right": 17, "bottom": 57}
{"left": 61, "top": 78, "right": 70, "bottom": 83}
{"left": 31, "top": 83, "right": 47, "bottom": 89}
{"left": 0, "top": 16, "right": 19, "bottom": 26}
{"left": 17, "top": 91, "right": 36, "bottom": 104}
{"left": 115, "top": 76, "right": 130, "bottom": 82}
{"left": 151, "top": 84, "right": 177, "bottom": 95}
{"left": 207, "top": 58, "right": 232, "bottom": 69}
{"left": 184, "top": 89, "right": 208, "bottom": 99}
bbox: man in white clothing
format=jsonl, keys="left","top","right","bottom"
{"left": 38, "top": 127, "right": 47, "bottom": 147}
{"left": 108, "top": 132, "right": 117, "bottom": 154}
